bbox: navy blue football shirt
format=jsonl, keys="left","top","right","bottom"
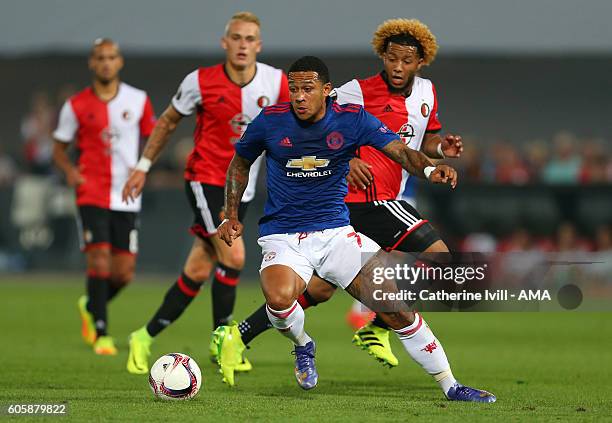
{"left": 235, "top": 99, "right": 399, "bottom": 236}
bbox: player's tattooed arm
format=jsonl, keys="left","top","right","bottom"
{"left": 224, "top": 154, "right": 252, "bottom": 218}
{"left": 381, "top": 139, "right": 433, "bottom": 177}
{"left": 381, "top": 139, "right": 458, "bottom": 188}
{"left": 219, "top": 154, "right": 252, "bottom": 246}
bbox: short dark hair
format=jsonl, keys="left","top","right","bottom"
{"left": 384, "top": 33, "right": 424, "bottom": 59}
{"left": 288, "top": 56, "right": 330, "bottom": 84}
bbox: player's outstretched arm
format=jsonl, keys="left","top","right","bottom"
{"left": 122, "top": 105, "right": 183, "bottom": 203}
{"left": 421, "top": 133, "right": 463, "bottom": 159}
{"left": 381, "top": 139, "right": 458, "bottom": 188}
{"left": 218, "top": 154, "right": 253, "bottom": 246}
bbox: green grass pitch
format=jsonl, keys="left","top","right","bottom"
{"left": 1, "top": 275, "right": 610, "bottom": 422}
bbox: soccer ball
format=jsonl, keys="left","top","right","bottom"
{"left": 149, "top": 353, "right": 202, "bottom": 400}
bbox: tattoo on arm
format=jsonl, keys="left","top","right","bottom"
{"left": 224, "top": 155, "right": 253, "bottom": 219}
{"left": 141, "top": 105, "right": 182, "bottom": 162}
{"left": 381, "top": 140, "right": 434, "bottom": 178}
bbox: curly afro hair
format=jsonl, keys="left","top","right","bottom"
{"left": 371, "top": 19, "right": 438, "bottom": 66}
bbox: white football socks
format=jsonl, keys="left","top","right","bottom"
{"left": 266, "top": 301, "right": 312, "bottom": 347}
{"left": 393, "top": 312, "right": 457, "bottom": 395}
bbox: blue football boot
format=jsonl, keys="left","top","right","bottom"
{"left": 292, "top": 341, "right": 318, "bottom": 390}
{"left": 447, "top": 383, "right": 497, "bottom": 403}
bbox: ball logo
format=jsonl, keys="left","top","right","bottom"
{"left": 397, "top": 123, "right": 415, "bottom": 145}
{"left": 264, "top": 251, "right": 277, "bottom": 262}
{"left": 421, "top": 102, "right": 430, "bottom": 118}
{"left": 122, "top": 110, "right": 132, "bottom": 121}
{"left": 326, "top": 131, "right": 344, "bottom": 150}
{"left": 257, "top": 95, "right": 270, "bottom": 108}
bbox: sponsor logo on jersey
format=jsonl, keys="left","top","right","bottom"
{"left": 397, "top": 123, "right": 415, "bottom": 145}
{"left": 229, "top": 113, "right": 252, "bottom": 135}
{"left": 326, "top": 131, "right": 344, "bottom": 150}
{"left": 421, "top": 102, "right": 430, "bottom": 118}
{"left": 286, "top": 156, "right": 331, "bottom": 177}
{"left": 257, "top": 95, "right": 270, "bottom": 108}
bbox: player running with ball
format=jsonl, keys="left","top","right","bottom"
{"left": 217, "top": 56, "right": 495, "bottom": 402}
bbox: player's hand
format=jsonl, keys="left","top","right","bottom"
{"left": 66, "top": 167, "right": 85, "bottom": 187}
{"left": 428, "top": 164, "right": 458, "bottom": 189}
{"left": 122, "top": 170, "right": 147, "bottom": 204}
{"left": 217, "top": 218, "right": 244, "bottom": 247}
{"left": 441, "top": 134, "right": 463, "bottom": 158}
{"left": 347, "top": 158, "right": 373, "bottom": 190}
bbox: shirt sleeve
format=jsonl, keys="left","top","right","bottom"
{"left": 139, "top": 95, "right": 157, "bottom": 137}
{"left": 171, "top": 70, "right": 201, "bottom": 116}
{"left": 234, "top": 110, "right": 267, "bottom": 162}
{"left": 332, "top": 79, "right": 364, "bottom": 106}
{"left": 354, "top": 107, "right": 399, "bottom": 150}
{"left": 53, "top": 101, "right": 78, "bottom": 143}
{"left": 277, "top": 72, "right": 290, "bottom": 103}
{"left": 426, "top": 83, "right": 442, "bottom": 133}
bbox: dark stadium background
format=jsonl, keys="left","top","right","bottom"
{"left": 0, "top": 0, "right": 611, "bottom": 278}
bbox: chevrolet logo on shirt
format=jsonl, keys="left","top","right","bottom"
{"left": 286, "top": 156, "right": 332, "bottom": 177}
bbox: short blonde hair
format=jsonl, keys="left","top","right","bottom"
{"left": 371, "top": 19, "right": 438, "bottom": 65}
{"left": 225, "top": 11, "right": 261, "bottom": 35}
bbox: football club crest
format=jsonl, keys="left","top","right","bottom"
{"left": 257, "top": 95, "right": 270, "bottom": 108}
{"left": 122, "top": 110, "right": 132, "bottom": 121}
{"left": 421, "top": 102, "right": 430, "bottom": 117}
{"left": 326, "top": 131, "right": 344, "bottom": 150}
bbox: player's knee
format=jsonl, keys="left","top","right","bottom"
{"left": 218, "top": 249, "right": 245, "bottom": 270}
{"left": 87, "top": 249, "right": 111, "bottom": 274}
{"left": 183, "top": 263, "right": 211, "bottom": 284}
{"left": 111, "top": 269, "right": 134, "bottom": 287}
{"left": 266, "top": 290, "right": 297, "bottom": 311}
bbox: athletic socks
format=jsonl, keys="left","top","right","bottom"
{"left": 371, "top": 313, "right": 390, "bottom": 330}
{"left": 238, "top": 304, "right": 273, "bottom": 345}
{"left": 211, "top": 264, "right": 240, "bottom": 329}
{"left": 266, "top": 301, "right": 312, "bottom": 346}
{"left": 107, "top": 284, "right": 123, "bottom": 302}
{"left": 393, "top": 312, "right": 457, "bottom": 395}
{"left": 237, "top": 290, "right": 319, "bottom": 346}
{"left": 86, "top": 271, "right": 110, "bottom": 337}
{"left": 297, "top": 290, "right": 319, "bottom": 310}
{"left": 145, "top": 273, "right": 202, "bottom": 337}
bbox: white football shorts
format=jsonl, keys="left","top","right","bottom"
{"left": 257, "top": 225, "right": 380, "bottom": 289}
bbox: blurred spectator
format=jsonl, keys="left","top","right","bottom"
{"left": 579, "top": 138, "right": 608, "bottom": 184}
{"left": 555, "top": 222, "right": 591, "bottom": 252}
{"left": 21, "top": 91, "right": 55, "bottom": 175}
{"left": 523, "top": 140, "right": 549, "bottom": 182}
{"left": 492, "top": 142, "right": 530, "bottom": 184}
{"left": 0, "top": 143, "right": 17, "bottom": 187}
{"left": 541, "top": 131, "right": 582, "bottom": 184}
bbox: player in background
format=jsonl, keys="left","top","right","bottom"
{"left": 217, "top": 56, "right": 494, "bottom": 402}
{"left": 217, "top": 19, "right": 463, "bottom": 369}
{"left": 121, "top": 11, "right": 289, "bottom": 375}
{"left": 52, "top": 38, "right": 156, "bottom": 355}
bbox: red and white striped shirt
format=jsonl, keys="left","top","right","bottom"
{"left": 334, "top": 74, "right": 441, "bottom": 203}
{"left": 172, "top": 62, "right": 289, "bottom": 202}
{"left": 54, "top": 82, "right": 156, "bottom": 212}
